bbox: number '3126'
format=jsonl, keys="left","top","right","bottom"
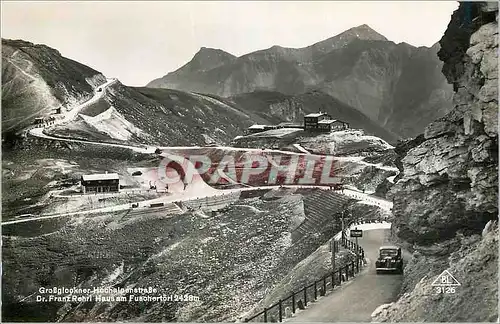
{"left": 436, "top": 286, "right": 456, "bottom": 294}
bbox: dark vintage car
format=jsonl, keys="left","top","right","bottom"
{"left": 375, "top": 245, "right": 403, "bottom": 274}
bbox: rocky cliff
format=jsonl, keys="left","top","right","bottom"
{"left": 147, "top": 25, "right": 453, "bottom": 139}
{"left": 378, "top": 2, "right": 498, "bottom": 321}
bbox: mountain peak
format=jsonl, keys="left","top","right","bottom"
{"left": 191, "top": 47, "right": 236, "bottom": 66}
{"left": 308, "top": 24, "right": 388, "bottom": 54}
{"left": 196, "top": 46, "right": 234, "bottom": 56}
{"left": 353, "top": 24, "right": 372, "bottom": 30}
{"left": 168, "top": 47, "right": 236, "bottom": 76}
{"left": 343, "top": 24, "right": 388, "bottom": 41}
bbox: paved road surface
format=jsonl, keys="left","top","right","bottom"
{"left": 2, "top": 185, "right": 392, "bottom": 226}
{"left": 288, "top": 229, "right": 404, "bottom": 322}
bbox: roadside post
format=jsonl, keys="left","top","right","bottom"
{"left": 331, "top": 238, "right": 338, "bottom": 274}
{"left": 341, "top": 210, "right": 345, "bottom": 233}
{"left": 350, "top": 228, "right": 363, "bottom": 270}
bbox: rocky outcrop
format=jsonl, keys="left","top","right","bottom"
{"left": 391, "top": 134, "right": 425, "bottom": 182}
{"left": 382, "top": 2, "right": 498, "bottom": 321}
{"left": 373, "top": 223, "right": 498, "bottom": 322}
{"left": 391, "top": 1, "right": 498, "bottom": 246}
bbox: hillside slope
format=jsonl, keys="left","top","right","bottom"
{"left": 2, "top": 39, "right": 106, "bottom": 134}
{"left": 1, "top": 191, "right": 358, "bottom": 322}
{"left": 147, "top": 25, "right": 453, "bottom": 138}
{"left": 46, "top": 83, "right": 260, "bottom": 146}
{"left": 1, "top": 39, "right": 261, "bottom": 147}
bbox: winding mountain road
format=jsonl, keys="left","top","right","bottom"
{"left": 29, "top": 127, "right": 154, "bottom": 153}
{"left": 10, "top": 75, "right": 393, "bottom": 226}
{"left": 289, "top": 225, "right": 407, "bottom": 322}
{"left": 63, "top": 77, "right": 117, "bottom": 122}
{"left": 6, "top": 63, "right": 404, "bottom": 322}
{"left": 2, "top": 185, "right": 391, "bottom": 226}
{"left": 24, "top": 76, "right": 398, "bottom": 173}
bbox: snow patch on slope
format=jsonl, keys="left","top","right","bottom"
{"left": 300, "top": 129, "right": 394, "bottom": 156}
{"left": 330, "top": 130, "right": 394, "bottom": 150}
{"left": 78, "top": 106, "right": 147, "bottom": 141}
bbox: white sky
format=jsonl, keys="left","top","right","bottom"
{"left": 2, "top": 1, "right": 459, "bottom": 86}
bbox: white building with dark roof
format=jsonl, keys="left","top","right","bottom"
{"left": 247, "top": 124, "right": 278, "bottom": 134}
{"left": 318, "top": 119, "right": 349, "bottom": 131}
{"left": 304, "top": 111, "right": 331, "bottom": 130}
{"left": 304, "top": 112, "right": 329, "bottom": 118}
{"left": 81, "top": 173, "right": 119, "bottom": 193}
{"left": 304, "top": 111, "right": 349, "bottom": 132}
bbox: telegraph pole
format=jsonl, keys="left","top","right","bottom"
{"left": 331, "top": 238, "right": 336, "bottom": 272}
{"left": 341, "top": 210, "right": 345, "bottom": 233}
{"left": 355, "top": 227, "right": 359, "bottom": 260}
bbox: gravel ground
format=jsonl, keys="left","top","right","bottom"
{"left": 2, "top": 190, "right": 350, "bottom": 322}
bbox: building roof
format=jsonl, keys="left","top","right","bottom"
{"left": 317, "top": 119, "right": 348, "bottom": 124}
{"left": 248, "top": 124, "right": 266, "bottom": 129}
{"left": 81, "top": 173, "right": 119, "bottom": 181}
{"left": 305, "top": 112, "right": 327, "bottom": 118}
{"left": 318, "top": 119, "right": 337, "bottom": 124}
{"left": 379, "top": 245, "right": 399, "bottom": 250}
